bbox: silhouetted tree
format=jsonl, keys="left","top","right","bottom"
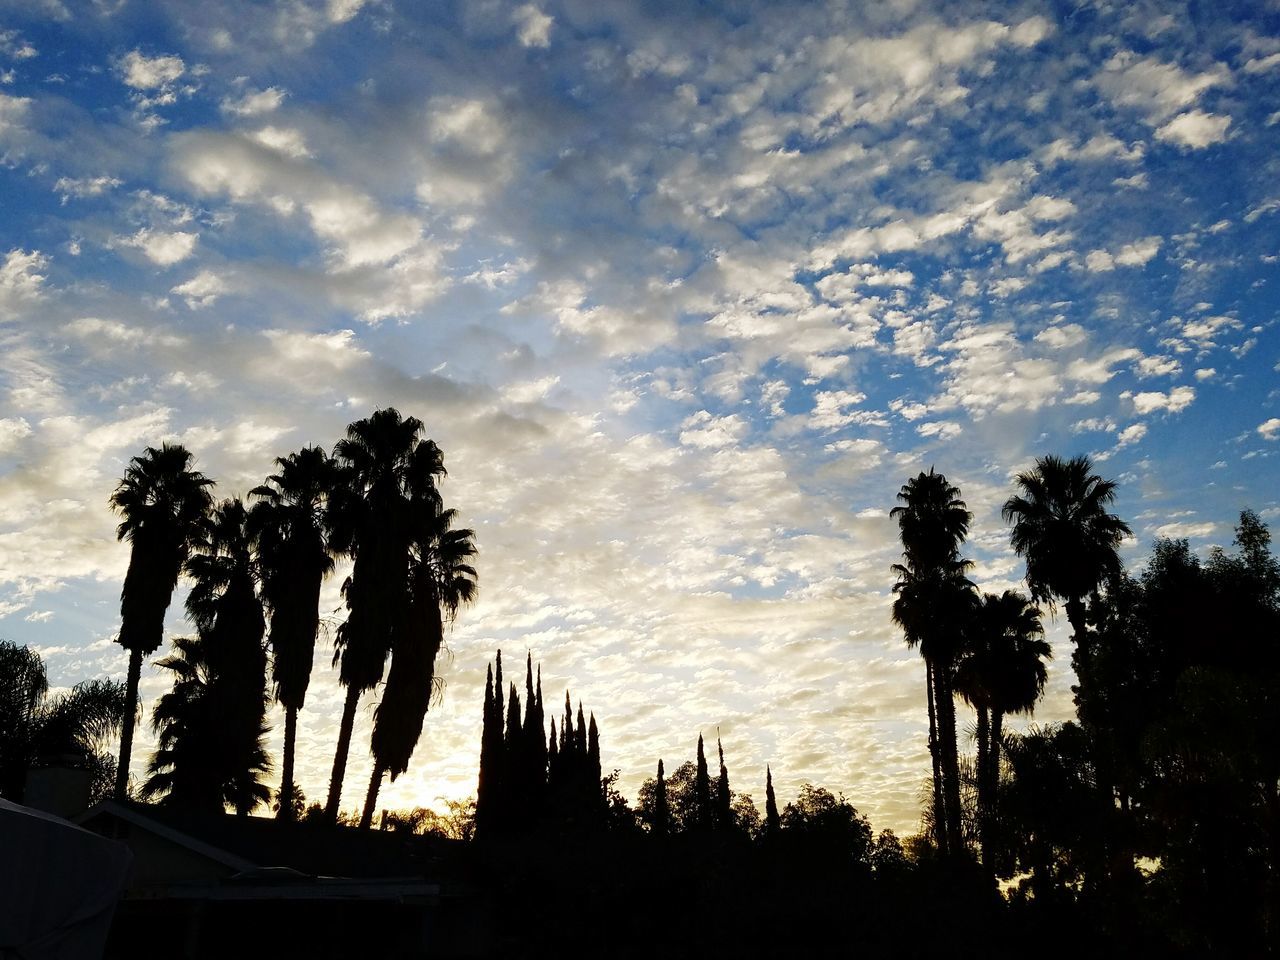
{"left": 694, "top": 734, "right": 712, "bottom": 833}
{"left": 155, "top": 498, "right": 270, "bottom": 815}
{"left": 0, "top": 641, "right": 127, "bottom": 804}
{"left": 249, "top": 445, "right": 342, "bottom": 820}
{"left": 765, "top": 765, "right": 781, "bottom": 838}
{"left": 362, "top": 502, "right": 476, "bottom": 828}
{"left": 715, "top": 737, "right": 732, "bottom": 833}
{"left": 1002, "top": 454, "right": 1130, "bottom": 688}
{"left": 653, "top": 759, "right": 669, "bottom": 836}
{"left": 325, "top": 409, "right": 435, "bottom": 822}
{"left": 110, "top": 443, "right": 214, "bottom": 798}
{"left": 891, "top": 468, "right": 973, "bottom": 856}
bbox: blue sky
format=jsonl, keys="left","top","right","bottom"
{"left": 0, "top": 0, "right": 1277, "bottom": 832}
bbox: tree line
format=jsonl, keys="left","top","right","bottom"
{"left": 2, "top": 432, "right": 1277, "bottom": 953}
{"left": 107, "top": 407, "right": 476, "bottom": 827}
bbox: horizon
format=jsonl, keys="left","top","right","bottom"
{"left": 1, "top": 0, "right": 1278, "bottom": 835}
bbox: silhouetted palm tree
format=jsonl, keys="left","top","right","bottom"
{"left": 110, "top": 443, "right": 215, "bottom": 798}
{"left": 891, "top": 468, "right": 973, "bottom": 857}
{"left": 955, "top": 590, "right": 1049, "bottom": 873}
{"left": 0, "top": 640, "right": 128, "bottom": 804}
{"left": 361, "top": 502, "right": 477, "bottom": 827}
{"left": 249, "top": 447, "right": 343, "bottom": 820}
{"left": 324, "top": 409, "right": 439, "bottom": 822}
{"left": 141, "top": 634, "right": 271, "bottom": 813}
{"left": 1002, "top": 454, "right": 1130, "bottom": 653}
{"left": 172, "top": 498, "right": 270, "bottom": 815}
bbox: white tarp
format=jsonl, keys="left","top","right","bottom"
{"left": 0, "top": 798, "right": 132, "bottom": 959}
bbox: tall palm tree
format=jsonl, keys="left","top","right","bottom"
{"left": 360, "top": 502, "right": 477, "bottom": 828}
{"left": 954, "top": 590, "right": 1049, "bottom": 873}
{"left": 1002, "top": 454, "right": 1131, "bottom": 654}
{"left": 141, "top": 634, "right": 271, "bottom": 814}
{"left": 177, "top": 498, "right": 270, "bottom": 815}
{"left": 891, "top": 468, "right": 973, "bottom": 857}
{"left": 324, "top": 409, "right": 440, "bottom": 822}
{"left": 249, "top": 447, "right": 343, "bottom": 820}
{"left": 0, "top": 640, "right": 128, "bottom": 805}
{"left": 110, "top": 443, "right": 215, "bottom": 798}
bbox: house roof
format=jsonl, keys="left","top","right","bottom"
{"left": 76, "top": 800, "right": 466, "bottom": 882}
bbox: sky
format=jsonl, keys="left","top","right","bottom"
{"left": 0, "top": 0, "right": 1278, "bottom": 834}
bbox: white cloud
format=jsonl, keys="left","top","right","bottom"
{"left": 52, "top": 176, "right": 122, "bottom": 203}
{"left": 118, "top": 50, "right": 185, "bottom": 89}
{"left": 1034, "top": 323, "right": 1087, "bottom": 350}
{"left": 1135, "top": 355, "right": 1180, "bottom": 378}
{"left": 1259, "top": 418, "right": 1280, "bottom": 441}
{"left": 1129, "top": 386, "right": 1195, "bottom": 415}
{"left": 678, "top": 410, "right": 748, "bottom": 449}
{"left": 1155, "top": 521, "right": 1216, "bottom": 539}
{"left": 1115, "top": 236, "right": 1162, "bottom": 266}
{"left": 513, "top": 4, "right": 553, "bottom": 48}
{"left": 171, "top": 270, "right": 230, "bottom": 309}
{"left": 0, "top": 248, "right": 47, "bottom": 319}
{"left": 1116, "top": 423, "right": 1147, "bottom": 447}
{"left": 1094, "top": 52, "right": 1229, "bottom": 123}
{"left": 113, "top": 228, "right": 198, "bottom": 266}
{"left": 1155, "top": 110, "right": 1232, "bottom": 149}
{"left": 221, "top": 86, "right": 286, "bottom": 117}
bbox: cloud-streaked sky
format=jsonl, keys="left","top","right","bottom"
{"left": 1, "top": 0, "right": 1277, "bottom": 833}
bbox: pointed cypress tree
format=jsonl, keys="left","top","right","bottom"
{"left": 476, "top": 662, "right": 498, "bottom": 836}
{"left": 716, "top": 736, "right": 732, "bottom": 833}
{"left": 654, "top": 759, "right": 669, "bottom": 837}
{"left": 574, "top": 702, "right": 587, "bottom": 758}
{"left": 694, "top": 734, "right": 711, "bottom": 833}
{"left": 765, "top": 765, "right": 781, "bottom": 836}
{"left": 587, "top": 713, "right": 602, "bottom": 804}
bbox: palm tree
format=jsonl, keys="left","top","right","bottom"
{"left": 324, "top": 409, "right": 439, "bottom": 822}
{"left": 0, "top": 640, "right": 128, "bottom": 804}
{"left": 110, "top": 443, "right": 215, "bottom": 798}
{"left": 141, "top": 634, "right": 271, "bottom": 814}
{"left": 360, "top": 502, "right": 477, "bottom": 828}
{"left": 891, "top": 468, "right": 973, "bottom": 857}
{"left": 1002, "top": 454, "right": 1131, "bottom": 654}
{"left": 954, "top": 590, "right": 1049, "bottom": 873}
{"left": 180, "top": 498, "right": 270, "bottom": 815}
{"left": 249, "top": 447, "right": 343, "bottom": 820}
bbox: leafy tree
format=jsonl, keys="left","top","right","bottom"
{"left": 249, "top": 446, "right": 343, "bottom": 820}
{"left": 891, "top": 468, "right": 973, "bottom": 856}
{"left": 0, "top": 641, "right": 127, "bottom": 805}
{"left": 780, "top": 783, "right": 873, "bottom": 865}
{"left": 324, "top": 408, "right": 434, "bottom": 822}
{"left": 109, "top": 442, "right": 214, "bottom": 797}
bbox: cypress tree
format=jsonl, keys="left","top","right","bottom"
{"left": 587, "top": 712, "right": 602, "bottom": 803}
{"left": 574, "top": 702, "right": 587, "bottom": 757}
{"left": 654, "top": 758, "right": 669, "bottom": 837}
{"left": 504, "top": 683, "right": 522, "bottom": 825}
{"left": 476, "top": 662, "right": 497, "bottom": 836}
{"left": 716, "top": 736, "right": 732, "bottom": 832}
{"left": 765, "top": 764, "right": 781, "bottom": 836}
{"left": 694, "top": 734, "right": 711, "bottom": 832}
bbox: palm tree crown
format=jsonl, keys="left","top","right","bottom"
{"left": 1002, "top": 454, "right": 1131, "bottom": 621}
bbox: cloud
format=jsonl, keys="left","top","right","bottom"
{"left": 513, "top": 4, "right": 553, "bottom": 48}
{"left": 0, "top": 248, "right": 47, "bottom": 319}
{"left": 1094, "top": 52, "right": 1229, "bottom": 123}
{"left": 1259, "top": 418, "right": 1280, "bottom": 441}
{"left": 1155, "top": 110, "right": 1232, "bottom": 149}
{"left": 1154, "top": 521, "right": 1216, "bottom": 539}
{"left": 1129, "top": 386, "right": 1195, "bottom": 415}
{"left": 171, "top": 270, "right": 230, "bottom": 308}
{"left": 118, "top": 50, "right": 185, "bottom": 90}
{"left": 221, "top": 86, "right": 286, "bottom": 117}
{"left": 112, "top": 228, "right": 198, "bottom": 266}
{"left": 52, "top": 176, "right": 122, "bottom": 203}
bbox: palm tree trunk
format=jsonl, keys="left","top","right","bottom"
{"left": 278, "top": 706, "right": 298, "bottom": 821}
{"left": 976, "top": 703, "right": 991, "bottom": 876}
{"left": 325, "top": 684, "right": 361, "bottom": 823}
{"left": 934, "top": 657, "right": 963, "bottom": 857}
{"left": 114, "top": 647, "right": 143, "bottom": 799}
{"left": 926, "top": 661, "right": 947, "bottom": 856}
{"left": 359, "top": 762, "right": 385, "bottom": 830}
{"left": 989, "top": 709, "right": 1003, "bottom": 836}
